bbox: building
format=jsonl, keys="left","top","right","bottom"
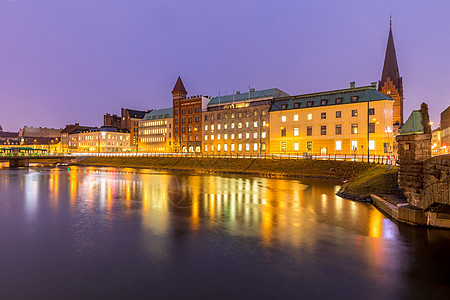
{"left": 202, "top": 88, "right": 289, "bottom": 155}
{"left": 378, "top": 21, "right": 404, "bottom": 137}
{"left": 19, "top": 126, "right": 61, "bottom": 138}
{"left": 120, "top": 108, "right": 149, "bottom": 150}
{"left": 172, "top": 77, "right": 210, "bottom": 153}
{"left": 440, "top": 106, "right": 450, "bottom": 153}
{"left": 0, "top": 131, "right": 20, "bottom": 147}
{"left": 60, "top": 123, "right": 94, "bottom": 153}
{"left": 103, "top": 113, "right": 121, "bottom": 128}
{"left": 269, "top": 83, "right": 394, "bottom": 155}
{"left": 72, "top": 127, "right": 131, "bottom": 153}
{"left": 138, "top": 108, "right": 173, "bottom": 152}
{"left": 431, "top": 127, "right": 442, "bottom": 156}
{"left": 20, "top": 137, "right": 61, "bottom": 153}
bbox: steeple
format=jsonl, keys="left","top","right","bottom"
{"left": 378, "top": 18, "right": 404, "bottom": 131}
{"left": 379, "top": 19, "right": 401, "bottom": 92}
{"left": 172, "top": 76, "right": 187, "bottom": 94}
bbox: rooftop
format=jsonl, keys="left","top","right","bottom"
{"left": 270, "top": 85, "right": 393, "bottom": 112}
{"left": 208, "top": 88, "right": 289, "bottom": 106}
{"left": 143, "top": 107, "right": 173, "bottom": 120}
{"left": 399, "top": 110, "right": 424, "bottom": 135}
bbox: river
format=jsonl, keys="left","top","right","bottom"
{"left": 0, "top": 164, "right": 449, "bottom": 299}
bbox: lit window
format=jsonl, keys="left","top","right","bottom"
{"left": 253, "top": 132, "right": 257, "bottom": 139}
{"left": 254, "top": 121, "right": 258, "bottom": 127}
{"left": 224, "top": 134, "right": 228, "bottom": 140}
{"left": 231, "top": 144, "right": 235, "bottom": 151}
{"left": 281, "top": 128, "right": 286, "bottom": 137}
{"left": 294, "top": 142, "right": 299, "bottom": 151}
{"left": 307, "top": 141, "right": 312, "bottom": 151}
{"left": 352, "top": 110, "right": 358, "bottom": 117}
{"left": 205, "top": 145, "right": 208, "bottom": 152}
{"left": 224, "top": 144, "right": 228, "bottom": 151}
{"left": 218, "top": 124, "right": 221, "bottom": 130}
{"left": 369, "top": 140, "right": 375, "bottom": 150}
{"left": 294, "top": 115, "right": 299, "bottom": 121}
{"left": 253, "top": 143, "right": 258, "bottom": 151}
{"left": 307, "top": 113, "right": 312, "bottom": 120}
{"left": 335, "top": 124, "right": 342, "bottom": 135}
{"left": 245, "top": 143, "right": 250, "bottom": 151}
{"left": 211, "top": 125, "right": 215, "bottom": 131}
{"left": 217, "top": 144, "right": 221, "bottom": 151}
{"left": 293, "top": 128, "right": 299, "bottom": 136}
{"left": 211, "top": 134, "right": 214, "bottom": 140}
{"left": 231, "top": 134, "right": 235, "bottom": 140}
{"left": 218, "top": 134, "right": 221, "bottom": 140}
{"left": 246, "top": 133, "right": 250, "bottom": 139}
{"left": 262, "top": 132, "right": 266, "bottom": 138}
{"left": 204, "top": 135, "right": 208, "bottom": 140}
{"left": 231, "top": 123, "right": 235, "bottom": 129}
{"left": 238, "top": 123, "right": 242, "bottom": 128}
{"left": 224, "top": 124, "right": 228, "bottom": 130}
{"left": 238, "top": 144, "right": 242, "bottom": 151}
{"left": 238, "top": 133, "right": 242, "bottom": 139}
{"left": 351, "top": 124, "right": 358, "bottom": 134}
{"left": 281, "top": 116, "right": 287, "bottom": 122}
{"left": 246, "top": 122, "right": 249, "bottom": 128}
{"left": 352, "top": 140, "right": 358, "bottom": 151}
{"left": 336, "top": 140, "right": 342, "bottom": 151}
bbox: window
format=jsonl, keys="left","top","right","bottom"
{"left": 175, "top": 108, "right": 179, "bottom": 115}
{"left": 238, "top": 133, "right": 242, "bottom": 139}
{"left": 321, "top": 112, "right": 326, "bottom": 119}
{"left": 351, "top": 96, "right": 359, "bottom": 103}
{"left": 245, "top": 122, "right": 249, "bottom": 128}
{"left": 351, "top": 140, "right": 358, "bottom": 151}
{"left": 218, "top": 134, "right": 221, "bottom": 140}
{"left": 211, "top": 145, "right": 214, "bottom": 152}
{"left": 211, "top": 134, "right": 214, "bottom": 140}
{"left": 253, "top": 132, "right": 258, "bottom": 138}
{"left": 238, "top": 144, "right": 243, "bottom": 151}
{"left": 224, "top": 144, "right": 228, "bottom": 151}
{"left": 307, "top": 113, "right": 312, "bottom": 120}
{"left": 231, "top": 113, "right": 235, "bottom": 119}
{"left": 182, "top": 117, "right": 186, "bottom": 124}
{"left": 294, "top": 142, "right": 299, "bottom": 151}
{"left": 238, "top": 123, "right": 242, "bottom": 128}
{"left": 238, "top": 112, "right": 242, "bottom": 118}
{"left": 281, "top": 142, "right": 287, "bottom": 152}
{"left": 224, "top": 124, "right": 228, "bottom": 130}
{"left": 307, "top": 141, "right": 312, "bottom": 151}
{"left": 281, "top": 128, "right": 286, "bottom": 137}
{"left": 294, "top": 115, "right": 299, "bottom": 121}
{"left": 195, "top": 116, "right": 200, "bottom": 122}
{"left": 307, "top": 126, "right": 312, "bottom": 136}
{"left": 293, "top": 127, "right": 299, "bottom": 136}
{"left": 352, "top": 109, "right": 358, "bottom": 117}
{"left": 335, "top": 140, "right": 342, "bottom": 151}
{"left": 254, "top": 121, "right": 258, "bottom": 127}
{"left": 351, "top": 124, "right": 358, "bottom": 134}
{"left": 369, "top": 123, "right": 375, "bottom": 133}
{"left": 211, "top": 125, "right": 215, "bottom": 131}
{"left": 231, "top": 123, "right": 235, "bottom": 129}
{"left": 307, "top": 101, "right": 313, "bottom": 107}
{"left": 218, "top": 124, "right": 221, "bottom": 130}
{"left": 335, "top": 98, "right": 343, "bottom": 104}
{"left": 188, "top": 107, "right": 193, "bottom": 114}
{"left": 175, "top": 118, "right": 178, "bottom": 124}
{"left": 262, "top": 132, "right": 266, "bottom": 138}
{"left": 231, "top": 134, "right": 235, "bottom": 140}
{"left": 204, "top": 115, "right": 208, "bottom": 121}
{"left": 336, "top": 111, "right": 341, "bottom": 118}
{"left": 245, "top": 132, "right": 250, "bottom": 139}
{"left": 231, "top": 144, "right": 235, "bottom": 151}
{"left": 321, "top": 99, "right": 327, "bottom": 105}
{"left": 254, "top": 111, "right": 258, "bottom": 116}
{"left": 294, "top": 102, "right": 300, "bottom": 108}
{"left": 182, "top": 108, "right": 186, "bottom": 114}
{"left": 204, "top": 145, "right": 208, "bottom": 152}
{"left": 205, "top": 125, "right": 208, "bottom": 131}
{"left": 281, "top": 104, "right": 288, "bottom": 110}
{"left": 245, "top": 143, "right": 250, "bottom": 151}
{"left": 321, "top": 125, "right": 327, "bottom": 135}
{"left": 281, "top": 116, "right": 286, "bottom": 122}
{"left": 369, "top": 108, "right": 375, "bottom": 115}
{"left": 253, "top": 143, "right": 258, "bottom": 151}
{"left": 261, "top": 143, "right": 266, "bottom": 151}
{"left": 369, "top": 140, "right": 375, "bottom": 150}
{"left": 217, "top": 144, "right": 221, "bottom": 151}
{"left": 195, "top": 106, "right": 200, "bottom": 113}
{"left": 335, "top": 124, "right": 342, "bottom": 135}
{"left": 224, "top": 134, "right": 228, "bottom": 140}
{"left": 182, "top": 126, "right": 186, "bottom": 133}
{"left": 217, "top": 114, "right": 221, "bottom": 120}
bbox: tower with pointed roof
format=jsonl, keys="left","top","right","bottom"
{"left": 378, "top": 19, "right": 404, "bottom": 135}
{"left": 172, "top": 76, "right": 187, "bottom": 102}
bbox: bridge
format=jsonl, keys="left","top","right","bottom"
{"left": 0, "top": 148, "right": 87, "bottom": 167}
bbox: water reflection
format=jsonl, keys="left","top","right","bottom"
{"left": 0, "top": 165, "right": 449, "bottom": 299}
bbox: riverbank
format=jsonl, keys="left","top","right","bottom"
{"left": 76, "top": 156, "right": 374, "bottom": 180}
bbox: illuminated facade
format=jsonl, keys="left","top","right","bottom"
{"left": 75, "top": 127, "right": 131, "bottom": 153}
{"left": 172, "top": 76, "right": 210, "bottom": 153}
{"left": 269, "top": 83, "right": 394, "bottom": 155}
{"left": 202, "top": 88, "right": 289, "bottom": 155}
{"left": 138, "top": 107, "right": 173, "bottom": 152}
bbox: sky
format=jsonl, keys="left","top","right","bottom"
{"left": 0, "top": 0, "right": 449, "bottom": 131}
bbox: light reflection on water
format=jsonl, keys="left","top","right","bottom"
{"left": 0, "top": 165, "right": 449, "bottom": 299}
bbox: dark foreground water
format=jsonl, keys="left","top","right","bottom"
{"left": 0, "top": 164, "right": 449, "bottom": 300}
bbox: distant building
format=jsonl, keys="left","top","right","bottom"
{"left": 269, "top": 83, "right": 394, "bottom": 155}
{"left": 378, "top": 21, "right": 404, "bottom": 137}
{"left": 172, "top": 77, "right": 210, "bottom": 153}
{"left": 431, "top": 127, "right": 442, "bottom": 156}
{"left": 60, "top": 123, "right": 94, "bottom": 153}
{"left": 103, "top": 113, "right": 121, "bottom": 128}
{"left": 120, "top": 108, "right": 149, "bottom": 149}
{"left": 73, "top": 127, "right": 131, "bottom": 153}
{"left": 20, "top": 137, "right": 61, "bottom": 153}
{"left": 440, "top": 106, "right": 450, "bottom": 153}
{"left": 19, "top": 126, "right": 61, "bottom": 138}
{"left": 0, "top": 131, "right": 20, "bottom": 147}
{"left": 139, "top": 108, "right": 173, "bottom": 152}
{"left": 203, "top": 88, "right": 289, "bottom": 155}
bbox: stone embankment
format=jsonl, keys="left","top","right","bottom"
{"left": 76, "top": 156, "right": 373, "bottom": 180}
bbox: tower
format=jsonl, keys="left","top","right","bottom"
{"left": 378, "top": 19, "right": 404, "bottom": 135}
{"left": 172, "top": 76, "right": 187, "bottom": 152}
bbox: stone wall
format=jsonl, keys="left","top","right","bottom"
{"left": 422, "top": 154, "right": 450, "bottom": 209}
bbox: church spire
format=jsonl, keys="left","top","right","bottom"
{"left": 379, "top": 19, "right": 401, "bottom": 92}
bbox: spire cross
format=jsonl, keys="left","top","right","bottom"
{"left": 390, "top": 15, "right": 392, "bottom": 28}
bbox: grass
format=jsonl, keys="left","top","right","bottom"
{"left": 343, "top": 164, "right": 400, "bottom": 196}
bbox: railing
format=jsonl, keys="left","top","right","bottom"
{"left": 69, "top": 152, "right": 396, "bottom": 165}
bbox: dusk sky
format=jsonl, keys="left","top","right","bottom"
{"left": 1, "top": 0, "right": 449, "bottom": 131}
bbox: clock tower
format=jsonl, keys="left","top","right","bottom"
{"left": 378, "top": 20, "right": 404, "bottom": 136}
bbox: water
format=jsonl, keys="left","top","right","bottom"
{"left": 0, "top": 164, "right": 449, "bottom": 299}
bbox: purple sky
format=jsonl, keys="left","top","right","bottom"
{"left": 1, "top": 0, "right": 449, "bottom": 131}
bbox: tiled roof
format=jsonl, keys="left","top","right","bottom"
{"left": 172, "top": 76, "right": 187, "bottom": 93}
{"left": 399, "top": 110, "right": 424, "bottom": 135}
{"left": 208, "top": 88, "right": 289, "bottom": 106}
{"left": 0, "top": 131, "right": 19, "bottom": 138}
{"left": 21, "top": 137, "right": 60, "bottom": 145}
{"left": 143, "top": 107, "right": 173, "bottom": 120}
{"left": 270, "top": 86, "right": 393, "bottom": 112}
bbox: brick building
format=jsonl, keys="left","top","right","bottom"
{"left": 172, "top": 77, "right": 210, "bottom": 153}
{"left": 103, "top": 113, "right": 121, "bottom": 128}
{"left": 120, "top": 108, "right": 149, "bottom": 150}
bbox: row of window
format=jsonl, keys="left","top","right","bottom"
{"left": 140, "top": 120, "right": 167, "bottom": 127}
{"left": 140, "top": 128, "right": 167, "bottom": 135}
{"left": 279, "top": 140, "right": 376, "bottom": 152}
{"left": 174, "top": 106, "right": 201, "bottom": 115}
{"left": 205, "top": 132, "right": 267, "bottom": 141}
{"left": 205, "top": 121, "right": 266, "bottom": 131}
{"left": 280, "top": 108, "right": 374, "bottom": 122}
{"left": 175, "top": 135, "right": 201, "bottom": 142}
{"left": 205, "top": 110, "right": 267, "bottom": 121}
{"left": 204, "top": 143, "right": 266, "bottom": 152}
{"left": 140, "top": 137, "right": 166, "bottom": 143}
{"left": 280, "top": 123, "right": 375, "bottom": 137}
{"left": 174, "top": 116, "right": 201, "bottom": 124}
{"left": 174, "top": 125, "right": 200, "bottom": 133}
{"left": 280, "top": 96, "right": 361, "bottom": 110}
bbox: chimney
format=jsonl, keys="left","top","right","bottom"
{"left": 350, "top": 81, "right": 356, "bottom": 88}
